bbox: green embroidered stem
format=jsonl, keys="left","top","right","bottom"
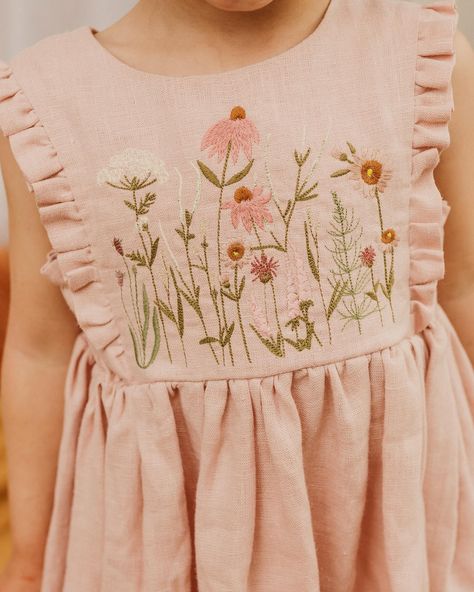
{"left": 216, "top": 142, "right": 235, "bottom": 365}
{"left": 375, "top": 187, "right": 395, "bottom": 322}
{"left": 305, "top": 215, "right": 332, "bottom": 344}
{"left": 120, "top": 282, "right": 143, "bottom": 367}
{"left": 123, "top": 257, "right": 142, "bottom": 340}
{"left": 202, "top": 237, "right": 226, "bottom": 364}
{"left": 336, "top": 195, "right": 361, "bottom": 334}
{"left": 270, "top": 280, "right": 285, "bottom": 356}
{"left": 133, "top": 189, "right": 172, "bottom": 363}
{"left": 234, "top": 267, "right": 252, "bottom": 363}
{"left": 252, "top": 222, "right": 284, "bottom": 354}
{"left": 370, "top": 267, "right": 384, "bottom": 326}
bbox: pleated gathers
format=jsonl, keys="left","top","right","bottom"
{"left": 41, "top": 303, "right": 474, "bottom": 592}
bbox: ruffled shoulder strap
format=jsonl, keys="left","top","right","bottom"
{"left": 410, "top": 1, "right": 458, "bottom": 333}
{"left": 0, "top": 35, "right": 127, "bottom": 373}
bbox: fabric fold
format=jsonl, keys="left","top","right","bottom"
{"left": 0, "top": 60, "right": 127, "bottom": 374}
{"left": 409, "top": 1, "right": 458, "bottom": 333}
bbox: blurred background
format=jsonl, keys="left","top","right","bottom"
{"left": 0, "top": 0, "right": 473, "bottom": 571}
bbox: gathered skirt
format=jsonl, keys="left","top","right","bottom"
{"left": 41, "top": 303, "right": 474, "bottom": 592}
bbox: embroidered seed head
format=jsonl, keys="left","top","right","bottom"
{"left": 230, "top": 106, "right": 246, "bottom": 120}
{"left": 113, "top": 237, "right": 124, "bottom": 256}
{"left": 97, "top": 148, "right": 169, "bottom": 189}
{"left": 201, "top": 106, "right": 260, "bottom": 164}
{"left": 379, "top": 228, "right": 400, "bottom": 252}
{"left": 250, "top": 253, "right": 279, "bottom": 284}
{"left": 115, "top": 270, "right": 124, "bottom": 287}
{"left": 234, "top": 186, "right": 253, "bottom": 203}
{"left": 222, "top": 185, "right": 273, "bottom": 233}
{"left": 359, "top": 246, "right": 377, "bottom": 268}
{"left": 360, "top": 160, "right": 383, "bottom": 186}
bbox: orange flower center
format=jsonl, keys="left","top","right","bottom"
{"left": 230, "top": 106, "right": 246, "bottom": 120}
{"left": 381, "top": 228, "right": 397, "bottom": 244}
{"left": 227, "top": 242, "right": 245, "bottom": 261}
{"left": 361, "top": 160, "right": 383, "bottom": 185}
{"left": 234, "top": 186, "right": 253, "bottom": 203}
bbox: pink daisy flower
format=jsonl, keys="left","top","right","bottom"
{"left": 201, "top": 106, "right": 260, "bottom": 164}
{"left": 222, "top": 185, "right": 273, "bottom": 233}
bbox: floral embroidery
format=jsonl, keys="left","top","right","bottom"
{"left": 222, "top": 185, "right": 273, "bottom": 232}
{"left": 99, "top": 115, "right": 401, "bottom": 367}
{"left": 201, "top": 105, "right": 259, "bottom": 164}
{"left": 379, "top": 228, "right": 400, "bottom": 252}
{"left": 331, "top": 142, "right": 397, "bottom": 323}
{"left": 250, "top": 253, "right": 279, "bottom": 284}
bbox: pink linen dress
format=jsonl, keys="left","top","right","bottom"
{"left": 0, "top": 0, "right": 473, "bottom": 590}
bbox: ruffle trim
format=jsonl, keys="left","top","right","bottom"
{"left": 0, "top": 60, "right": 126, "bottom": 368}
{"left": 410, "top": 1, "right": 458, "bottom": 333}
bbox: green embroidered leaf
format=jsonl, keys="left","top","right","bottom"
{"left": 177, "top": 292, "right": 184, "bottom": 338}
{"left": 148, "top": 306, "right": 161, "bottom": 366}
{"left": 185, "top": 209, "right": 193, "bottom": 227}
{"left": 365, "top": 291, "right": 378, "bottom": 302}
{"left": 330, "top": 169, "right": 351, "bottom": 178}
{"left": 149, "top": 237, "right": 159, "bottom": 267}
{"left": 142, "top": 284, "right": 150, "bottom": 343}
{"left": 238, "top": 275, "right": 246, "bottom": 298}
{"left": 199, "top": 336, "right": 220, "bottom": 345}
{"left": 327, "top": 280, "right": 347, "bottom": 319}
{"left": 137, "top": 192, "right": 156, "bottom": 215}
{"left": 283, "top": 200, "right": 292, "bottom": 219}
{"left": 221, "top": 289, "right": 238, "bottom": 302}
{"left": 158, "top": 300, "right": 176, "bottom": 324}
{"left": 124, "top": 200, "right": 136, "bottom": 212}
{"left": 305, "top": 223, "right": 320, "bottom": 282}
{"left": 297, "top": 181, "right": 319, "bottom": 201}
{"left": 250, "top": 325, "right": 284, "bottom": 357}
{"left": 222, "top": 322, "right": 235, "bottom": 346}
{"left": 197, "top": 160, "right": 221, "bottom": 188}
{"left": 296, "top": 193, "right": 318, "bottom": 202}
{"left": 129, "top": 325, "right": 142, "bottom": 367}
{"left": 347, "top": 141, "right": 357, "bottom": 155}
{"left": 126, "top": 250, "right": 147, "bottom": 267}
{"left": 381, "top": 284, "right": 389, "bottom": 299}
{"left": 181, "top": 290, "right": 201, "bottom": 315}
{"left": 175, "top": 227, "right": 186, "bottom": 241}
{"left": 388, "top": 268, "right": 395, "bottom": 291}
{"left": 224, "top": 159, "right": 254, "bottom": 186}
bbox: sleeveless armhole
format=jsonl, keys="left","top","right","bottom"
{"left": 0, "top": 56, "right": 126, "bottom": 364}
{"left": 410, "top": 1, "right": 458, "bottom": 333}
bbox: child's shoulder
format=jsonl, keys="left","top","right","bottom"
{"left": 2, "top": 26, "right": 88, "bottom": 86}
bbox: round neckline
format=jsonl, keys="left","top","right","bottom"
{"left": 81, "top": 0, "right": 338, "bottom": 83}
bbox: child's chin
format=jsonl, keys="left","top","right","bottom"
{"left": 204, "top": 0, "right": 275, "bottom": 11}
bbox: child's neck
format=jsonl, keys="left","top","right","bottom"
{"left": 94, "top": 0, "right": 332, "bottom": 77}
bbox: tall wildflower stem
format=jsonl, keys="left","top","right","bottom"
{"left": 217, "top": 142, "right": 235, "bottom": 365}
{"left": 132, "top": 189, "right": 173, "bottom": 363}
{"left": 374, "top": 187, "right": 395, "bottom": 322}
{"left": 253, "top": 223, "right": 284, "bottom": 355}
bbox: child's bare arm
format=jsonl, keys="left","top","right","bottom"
{"left": 0, "top": 131, "right": 79, "bottom": 587}
{"left": 435, "top": 31, "right": 474, "bottom": 364}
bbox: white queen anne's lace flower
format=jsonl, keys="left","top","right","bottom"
{"left": 97, "top": 148, "right": 169, "bottom": 187}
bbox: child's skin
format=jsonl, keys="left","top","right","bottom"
{"left": 0, "top": 1, "right": 473, "bottom": 590}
